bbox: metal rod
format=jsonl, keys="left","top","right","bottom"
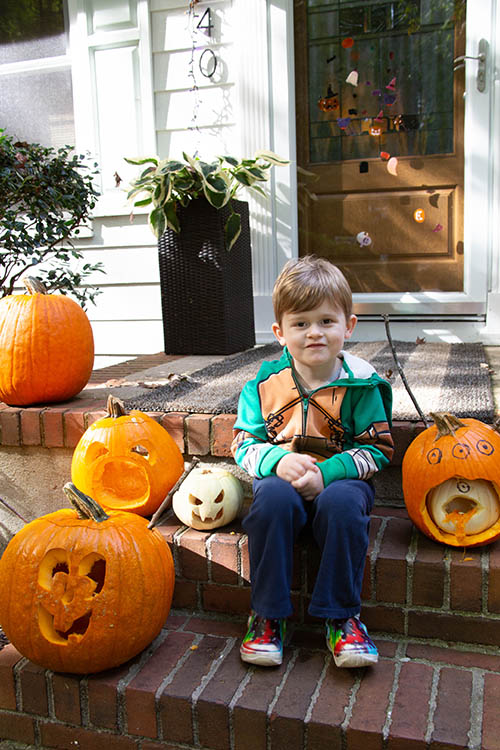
{"left": 148, "top": 456, "right": 201, "bottom": 529}
{"left": 382, "top": 314, "right": 429, "bottom": 428}
{"left": 0, "top": 497, "right": 28, "bottom": 523}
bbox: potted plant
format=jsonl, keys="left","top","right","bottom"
{"left": 125, "top": 151, "right": 288, "bottom": 355}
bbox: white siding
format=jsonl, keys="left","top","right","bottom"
{"left": 67, "top": 0, "right": 296, "bottom": 365}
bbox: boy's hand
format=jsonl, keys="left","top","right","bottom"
{"left": 276, "top": 452, "right": 318, "bottom": 483}
{"left": 292, "top": 468, "right": 324, "bottom": 501}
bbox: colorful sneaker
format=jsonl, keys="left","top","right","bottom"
{"left": 325, "top": 616, "right": 378, "bottom": 668}
{"left": 240, "top": 613, "right": 286, "bottom": 666}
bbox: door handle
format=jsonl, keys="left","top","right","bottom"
{"left": 453, "top": 38, "right": 488, "bottom": 92}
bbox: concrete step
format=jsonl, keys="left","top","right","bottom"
{"left": 159, "top": 506, "right": 500, "bottom": 651}
{"left": 1, "top": 610, "right": 500, "bottom": 750}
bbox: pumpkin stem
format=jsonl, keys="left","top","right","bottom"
{"left": 107, "top": 395, "right": 127, "bottom": 418}
{"left": 430, "top": 412, "right": 468, "bottom": 439}
{"left": 63, "top": 483, "right": 110, "bottom": 522}
{"left": 23, "top": 277, "right": 48, "bottom": 295}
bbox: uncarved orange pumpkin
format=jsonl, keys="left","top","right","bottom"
{"left": 402, "top": 412, "right": 500, "bottom": 547}
{"left": 71, "top": 396, "right": 184, "bottom": 516}
{"left": 0, "top": 483, "right": 175, "bottom": 674}
{"left": 0, "top": 277, "right": 94, "bottom": 406}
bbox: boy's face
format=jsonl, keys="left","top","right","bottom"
{"left": 272, "top": 302, "right": 357, "bottom": 374}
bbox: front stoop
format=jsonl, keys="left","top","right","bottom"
{"left": 1, "top": 612, "right": 500, "bottom": 750}
{"left": 2, "top": 395, "right": 500, "bottom": 749}
{"left": 1, "top": 511, "right": 500, "bottom": 750}
{"left": 161, "top": 507, "right": 500, "bottom": 651}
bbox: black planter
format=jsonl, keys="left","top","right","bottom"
{"left": 158, "top": 199, "right": 256, "bottom": 355}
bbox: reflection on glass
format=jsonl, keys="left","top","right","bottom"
{"left": 307, "top": 0, "right": 456, "bottom": 163}
{"left": 0, "top": 70, "right": 75, "bottom": 149}
{"left": 0, "top": 0, "right": 67, "bottom": 63}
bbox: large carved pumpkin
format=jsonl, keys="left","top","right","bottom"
{"left": 0, "top": 484, "right": 175, "bottom": 674}
{"left": 71, "top": 396, "right": 184, "bottom": 517}
{"left": 0, "top": 277, "right": 94, "bottom": 406}
{"left": 402, "top": 413, "right": 500, "bottom": 547}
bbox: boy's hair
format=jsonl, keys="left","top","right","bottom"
{"left": 272, "top": 255, "right": 353, "bottom": 324}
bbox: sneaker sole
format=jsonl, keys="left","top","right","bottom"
{"left": 240, "top": 647, "right": 283, "bottom": 667}
{"left": 326, "top": 640, "right": 378, "bottom": 668}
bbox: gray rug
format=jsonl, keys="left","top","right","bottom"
{"left": 126, "top": 341, "right": 495, "bottom": 422}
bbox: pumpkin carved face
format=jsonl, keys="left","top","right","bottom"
{"left": 37, "top": 548, "right": 106, "bottom": 645}
{"left": 0, "top": 484, "right": 175, "bottom": 674}
{"left": 402, "top": 413, "right": 500, "bottom": 547}
{"left": 173, "top": 467, "right": 244, "bottom": 530}
{"left": 71, "top": 396, "right": 184, "bottom": 516}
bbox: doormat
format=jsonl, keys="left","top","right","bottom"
{"left": 125, "top": 341, "right": 496, "bottom": 422}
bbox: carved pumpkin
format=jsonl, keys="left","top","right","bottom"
{"left": 173, "top": 467, "right": 244, "bottom": 530}
{"left": 0, "top": 277, "right": 94, "bottom": 406}
{"left": 402, "top": 413, "right": 500, "bottom": 547}
{"left": 0, "top": 484, "right": 174, "bottom": 674}
{"left": 71, "top": 396, "right": 184, "bottom": 517}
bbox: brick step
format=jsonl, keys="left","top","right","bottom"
{"left": 1, "top": 610, "right": 500, "bottom": 750}
{"left": 158, "top": 506, "right": 500, "bottom": 651}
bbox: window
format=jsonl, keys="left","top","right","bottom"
{"left": 0, "top": 0, "right": 75, "bottom": 149}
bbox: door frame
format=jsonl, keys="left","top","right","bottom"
{"left": 242, "top": 0, "right": 500, "bottom": 342}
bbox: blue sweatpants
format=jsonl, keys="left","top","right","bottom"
{"left": 242, "top": 475, "right": 375, "bottom": 620}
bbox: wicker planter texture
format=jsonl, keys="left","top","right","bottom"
{"left": 158, "top": 199, "right": 255, "bottom": 354}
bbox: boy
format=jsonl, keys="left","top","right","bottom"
{"left": 231, "top": 256, "right": 393, "bottom": 668}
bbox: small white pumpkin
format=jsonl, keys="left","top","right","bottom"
{"left": 172, "top": 467, "right": 244, "bottom": 530}
{"left": 427, "top": 476, "right": 500, "bottom": 538}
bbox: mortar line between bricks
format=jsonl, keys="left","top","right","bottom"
{"left": 80, "top": 677, "right": 90, "bottom": 727}
{"left": 443, "top": 548, "right": 451, "bottom": 608}
{"left": 155, "top": 633, "right": 204, "bottom": 742}
{"left": 481, "top": 547, "right": 490, "bottom": 614}
{"left": 228, "top": 667, "right": 255, "bottom": 750}
{"left": 13, "top": 657, "right": 28, "bottom": 711}
{"left": 468, "top": 669, "right": 485, "bottom": 750}
{"left": 205, "top": 532, "right": 218, "bottom": 583}
{"left": 118, "top": 629, "right": 170, "bottom": 734}
{"left": 382, "top": 644, "right": 406, "bottom": 742}
{"left": 191, "top": 637, "right": 236, "bottom": 746}
{"left": 266, "top": 649, "right": 299, "bottom": 750}
{"left": 424, "top": 665, "right": 441, "bottom": 745}
{"left": 370, "top": 517, "right": 388, "bottom": 601}
{"left": 341, "top": 671, "right": 363, "bottom": 750}
{"left": 45, "top": 670, "right": 55, "bottom": 719}
{"left": 237, "top": 534, "right": 247, "bottom": 585}
{"left": 171, "top": 525, "right": 188, "bottom": 577}
{"left": 405, "top": 528, "right": 418, "bottom": 636}
{"left": 303, "top": 652, "right": 330, "bottom": 739}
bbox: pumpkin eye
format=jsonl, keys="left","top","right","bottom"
{"left": 427, "top": 448, "right": 442, "bottom": 465}
{"left": 214, "top": 491, "right": 224, "bottom": 504}
{"left": 477, "top": 439, "right": 494, "bottom": 455}
{"left": 84, "top": 442, "right": 109, "bottom": 463}
{"left": 457, "top": 480, "right": 471, "bottom": 494}
{"left": 452, "top": 443, "right": 470, "bottom": 459}
{"left": 131, "top": 444, "right": 149, "bottom": 458}
{"left": 189, "top": 494, "right": 203, "bottom": 505}
{"left": 80, "top": 553, "right": 106, "bottom": 595}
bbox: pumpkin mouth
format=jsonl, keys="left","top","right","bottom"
{"left": 191, "top": 507, "right": 224, "bottom": 524}
{"left": 92, "top": 457, "right": 150, "bottom": 509}
{"left": 427, "top": 477, "right": 500, "bottom": 540}
{"left": 38, "top": 606, "right": 92, "bottom": 644}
